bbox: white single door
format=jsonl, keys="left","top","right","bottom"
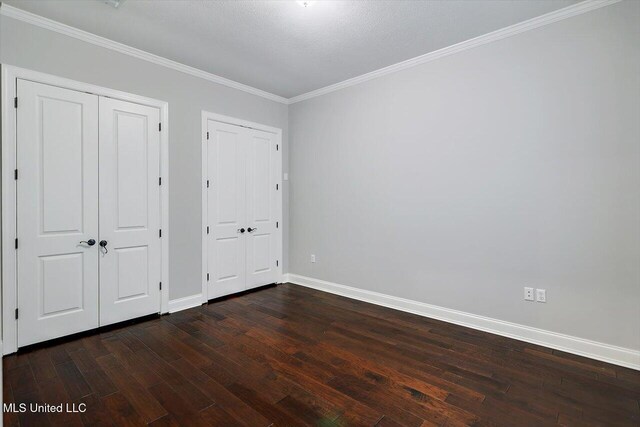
{"left": 16, "top": 80, "right": 100, "bottom": 346}
{"left": 207, "top": 120, "right": 247, "bottom": 299}
{"left": 245, "top": 129, "right": 280, "bottom": 289}
{"left": 99, "top": 97, "right": 161, "bottom": 326}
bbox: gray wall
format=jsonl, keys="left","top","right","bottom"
{"left": 289, "top": 0, "right": 640, "bottom": 350}
{"left": 0, "top": 14, "right": 290, "bottom": 301}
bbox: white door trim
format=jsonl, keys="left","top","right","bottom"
{"left": 1, "top": 65, "right": 170, "bottom": 354}
{"left": 201, "top": 111, "right": 283, "bottom": 302}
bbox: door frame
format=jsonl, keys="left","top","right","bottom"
{"left": 1, "top": 65, "right": 170, "bottom": 354}
{"left": 201, "top": 111, "right": 283, "bottom": 302}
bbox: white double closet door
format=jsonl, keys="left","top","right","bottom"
{"left": 206, "top": 120, "right": 280, "bottom": 299}
{"left": 16, "top": 79, "right": 162, "bottom": 347}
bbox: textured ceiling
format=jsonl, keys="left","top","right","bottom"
{"left": 4, "top": 0, "right": 580, "bottom": 98}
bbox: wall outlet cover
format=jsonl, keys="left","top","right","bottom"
{"left": 536, "top": 289, "right": 547, "bottom": 303}
{"left": 524, "top": 287, "right": 534, "bottom": 301}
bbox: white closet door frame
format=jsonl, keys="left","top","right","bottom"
{"left": 201, "top": 111, "right": 283, "bottom": 302}
{"left": 1, "top": 65, "right": 171, "bottom": 355}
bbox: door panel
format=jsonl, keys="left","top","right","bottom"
{"left": 115, "top": 246, "right": 149, "bottom": 300}
{"left": 115, "top": 112, "right": 149, "bottom": 228}
{"left": 245, "top": 129, "right": 279, "bottom": 289}
{"left": 40, "top": 254, "right": 84, "bottom": 316}
{"left": 17, "top": 79, "right": 99, "bottom": 346}
{"left": 207, "top": 121, "right": 246, "bottom": 298}
{"left": 99, "top": 97, "right": 161, "bottom": 326}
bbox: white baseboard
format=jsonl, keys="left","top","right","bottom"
{"left": 285, "top": 274, "right": 640, "bottom": 371}
{"left": 168, "top": 293, "right": 204, "bottom": 313}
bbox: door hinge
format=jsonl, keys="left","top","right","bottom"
{"left": 159, "top": 229, "right": 162, "bottom": 238}
{"left": 14, "top": 97, "right": 18, "bottom": 109}
{"left": 276, "top": 184, "right": 279, "bottom": 191}
{"left": 159, "top": 282, "right": 162, "bottom": 290}
{"left": 159, "top": 122, "right": 162, "bottom": 132}
{"left": 206, "top": 226, "right": 210, "bottom": 234}
{"left": 276, "top": 260, "right": 279, "bottom": 267}
{"left": 207, "top": 273, "right": 210, "bottom": 281}
{"left": 159, "top": 177, "right": 162, "bottom": 186}
{"left": 276, "top": 221, "right": 279, "bottom": 229}
{"left": 206, "top": 131, "right": 209, "bottom": 140}
{"left": 276, "top": 144, "right": 279, "bottom": 151}
{"left": 15, "top": 308, "right": 18, "bottom": 319}
{"left": 206, "top": 180, "right": 210, "bottom": 188}
{"left": 14, "top": 169, "right": 18, "bottom": 180}
{"left": 14, "top": 238, "right": 18, "bottom": 249}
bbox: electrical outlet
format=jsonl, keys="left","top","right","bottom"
{"left": 283, "top": 173, "right": 289, "bottom": 181}
{"left": 310, "top": 254, "right": 316, "bottom": 263}
{"left": 524, "top": 287, "right": 534, "bottom": 301}
{"left": 536, "top": 289, "right": 546, "bottom": 303}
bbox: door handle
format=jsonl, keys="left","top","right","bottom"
{"left": 247, "top": 227, "right": 258, "bottom": 233}
{"left": 79, "top": 239, "right": 96, "bottom": 246}
{"left": 237, "top": 228, "right": 245, "bottom": 234}
{"left": 99, "top": 240, "right": 109, "bottom": 254}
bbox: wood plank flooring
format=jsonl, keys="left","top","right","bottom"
{"left": 3, "top": 283, "right": 640, "bottom": 426}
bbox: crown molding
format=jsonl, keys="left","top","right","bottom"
{"left": 0, "top": 3, "right": 289, "bottom": 104}
{"left": 0, "top": 0, "right": 622, "bottom": 105}
{"left": 288, "top": 0, "right": 623, "bottom": 104}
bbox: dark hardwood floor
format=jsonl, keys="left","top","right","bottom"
{"left": 3, "top": 283, "right": 639, "bottom": 426}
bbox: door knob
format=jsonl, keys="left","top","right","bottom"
{"left": 237, "top": 228, "right": 245, "bottom": 233}
{"left": 247, "top": 227, "right": 257, "bottom": 233}
{"left": 99, "top": 240, "right": 109, "bottom": 254}
{"left": 80, "top": 239, "right": 96, "bottom": 246}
